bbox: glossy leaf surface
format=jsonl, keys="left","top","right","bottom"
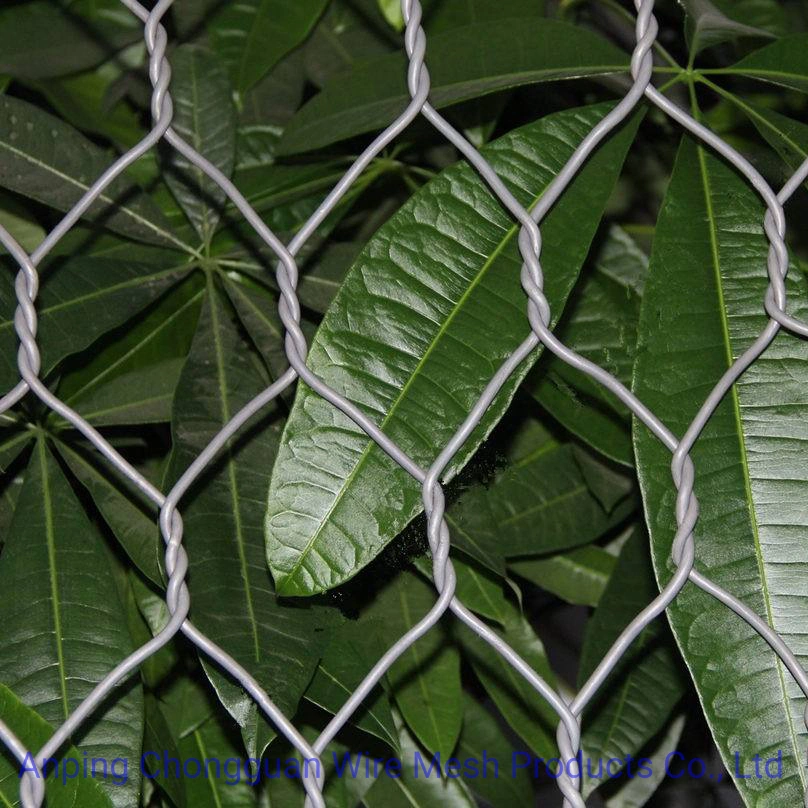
{"left": 165, "top": 279, "right": 338, "bottom": 759}
{"left": 0, "top": 96, "right": 181, "bottom": 248}
{"left": 0, "top": 256, "right": 189, "bottom": 393}
{"left": 165, "top": 46, "right": 236, "bottom": 244}
{"left": 0, "top": 441, "right": 143, "bottom": 808}
{"left": 634, "top": 138, "right": 808, "bottom": 804}
{"left": 578, "top": 528, "right": 686, "bottom": 797}
{"left": 266, "top": 103, "right": 640, "bottom": 595}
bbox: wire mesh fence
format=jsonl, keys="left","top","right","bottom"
{"left": 1, "top": 0, "right": 808, "bottom": 806}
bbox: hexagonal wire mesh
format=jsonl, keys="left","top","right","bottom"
{"left": 2, "top": 0, "right": 808, "bottom": 806}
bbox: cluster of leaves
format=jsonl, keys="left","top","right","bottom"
{"left": 0, "top": 0, "right": 807, "bottom": 806}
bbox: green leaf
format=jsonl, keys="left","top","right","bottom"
{"left": 526, "top": 225, "right": 646, "bottom": 466}
{"left": 362, "top": 718, "right": 476, "bottom": 808}
{"left": 447, "top": 424, "right": 630, "bottom": 563}
{"left": 707, "top": 0, "right": 788, "bottom": 36}
{"left": 426, "top": 0, "right": 542, "bottom": 33}
{"left": 0, "top": 681, "right": 115, "bottom": 808}
{"left": 239, "top": 50, "right": 306, "bottom": 132}
{"left": 303, "top": 0, "right": 395, "bottom": 88}
{"left": 0, "top": 96, "right": 184, "bottom": 248}
{"left": 304, "top": 619, "right": 399, "bottom": 751}
{"left": 0, "top": 440, "right": 143, "bottom": 808}
{"left": 56, "top": 274, "right": 205, "bottom": 427}
{"left": 33, "top": 62, "right": 146, "bottom": 149}
{"left": 0, "top": 426, "right": 32, "bottom": 475}
{"left": 578, "top": 528, "right": 686, "bottom": 798}
{"left": 417, "top": 554, "right": 513, "bottom": 627}
{"left": 176, "top": 713, "right": 259, "bottom": 807}
{"left": 266, "top": 102, "right": 640, "bottom": 595}
{"left": 278, "top": 19, "right": 628, "bottom": 154}
{"left": 455, "top": 596, "right": 558, "bottom": 759}
{"left": 210, "top": 0, "right": 329, "bottom": 94}
{"left": 143, "top": 696, "right": 186, "bottom": 808}
{"left": 0, "top": 255, "right": 190, "bottom": 394}
{"left": 737, "top": 101, "right": 808, "bottom": 177}
{"left": 377, "top": 0, "right": 404, "bottom": 31}
{"left": 725, "top": 35, "right": 808, "bottom": 92}
{"left": 602, "top": 713, "right": 686, "bottom": 808}
{"left": 509, "top": 545, "right": 617, "bottom": 607}
{"left": 56, "top": 441, "right": 163, "bottom": 587}
{"left": 633, "top": 136, "right": 808, "bottom": 804}
{"left": 456, "top": 695, "right": 534, "bottom": 807}
{"left": 0, "top": 0, "right": 139, "bottom": 81}
{"left": 681, "top": 0, "right": 774, "bottom": 59}
{"left": 365, "top": 570, "right": 462, "bottom": 762}
{"left": 0, "top": 195, "right": 46, "bottom": 253}
{"left": 166, "top": 46, "right": 236, "bottom": 244}
{"left": 146, "top": 677, "right": 259, "bottom": 808}
{"left": 164, "top": 278, "right": 338, "bottom": 760}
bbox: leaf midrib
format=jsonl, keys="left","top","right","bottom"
{"left": 279, "top": 174, "right": 537, "bottom": 592}
{"left": 193, "top": 728, "right": 224, "bottom": 808}
{"left": 697, "top": 143, "right": 805, "bottom": 789}
{"left": 208, "top": 279, "right": 261, "bottom": 663}
{"left": 398, "top": 584, "right": 446, "bottom": 757}
{"left": 0, "top": 263, "right": 191, "bottom": 335}
{"left": 0, "top": 138, "right": 191, "bottom": 253}
{"left": 64, "top": 285, "right": 204, "bottom": 407}
{"left": 39, "top": 439, "right": 70, "bottom": 721}
{"left": 310, "top": 664, "right": 391, "bottom": 741}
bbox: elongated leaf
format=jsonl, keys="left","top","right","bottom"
{"left": 447, "top": 427, "right": 629, "bottom": 562}
{"left": 57, "top": 275, "right": 205, "bottom": 427}
{"left": 0, "top": 255, "right": 189, "bottom": 393}
{"left": 165, "top": 278, "right": 339, "bottom": 760}
{"left": 578, "top": 528, "right": 686, "bottom": 798}
{"left": 0, "top": 96, "right": 183, "bottom": 248}
{"left": 57, "top": 441, "right": 162, "bottom": 587}
{"left": 0, "top": 0, "right": 139, "bottom": 81}
{"left": 146, "top": 676, "right": 258, "bottom": 808}
{"left": 739, "top": 101, "right": 808, "bottom": 176}
{"left": 305, "top": 620, "right": 399, "bottom": 751}
{"left": 278, "top": 19, "right": 628, "bottom": 153}
{"left": 377, "top": 0, "right": 403, "bottom": 31}
{"left": 176, "top": 714, "right": 259, "bottom": 806}
{"left": 681, "top": 0, "right": 773, "bottom": 58}
{"left": 266, "top": 102, "right": 640, "bottom": 596}
{"left": 456, "top": 596, "right": 558, "bottom": 759}
{"left": 362, "top": 719, "right": 476, "bottom": 808}
{"left": 365, "top": 570, "right": 462, "bottom": 762}
{"left": 0, "top": 195, "right": 46, "bottom": 253}
{"left": 0, "top": 426, "right": 33, "bottom": 474}
{"left": 222, "top": 275, "right": 289, "bottom": 386}
{"left": 417, "top": 554, "right": 513, "bottom": 627}
{"left": 34, "top": 64, "right": 145, "bottom": 149}
{"left": 726, "top": 35, "right": 808, "bottom": 92}
{"left": 0, "top": 440, "right": 143, "bottom": 808}
{"left": 210, "top": 0, "right": 328, "bottom": 94}
{"left": 143, "top": 695, "right": 187, "bottom": 808}
{"left": 166, "top": 46, "right": 236, "bottom": 244}
{"left": 633, "top": 137, "right": 808, "bottom": 804}
{"left": 602, "top": 713, "right": 686, "bottom": 808}
{"left": 0, "top": 682, "right": 114, "bottom": 808}
{"left": 303, "top": 0, "right": 395, "bottom": 88}
{"left": 526, "top": 225, "right": 646, "bottom": 466}
{"left": 510, "top": 545, "right": 617, "bottom": 607}
{"left": 426, "top": 0, "right": 541, "bottom": 33}
{"left": 456, "top": 696, "right": 534, "bottom": 807}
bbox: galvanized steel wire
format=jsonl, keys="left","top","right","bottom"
{"left": 1, "top": 0, "right": 808, "bottom": 806}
